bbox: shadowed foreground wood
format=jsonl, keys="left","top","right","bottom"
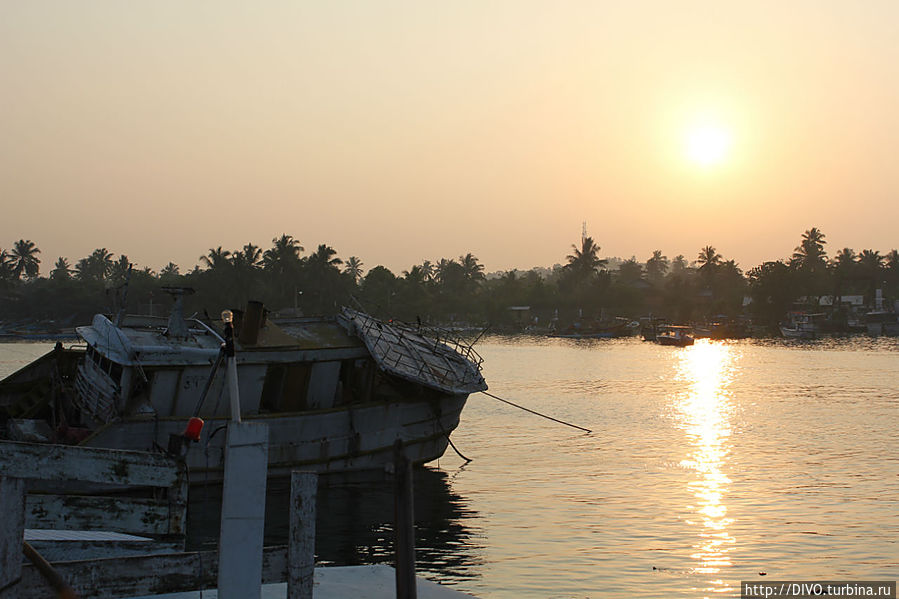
{"left": 18, "top": 546, "right": 290, "bottom": 599}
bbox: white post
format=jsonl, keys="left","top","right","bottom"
{"left": 217, "top": 422, "right": 269, "bottom": 599}
{"left": 227, "top": 356, "right": 241, "bottom": 423}
{"left": 0, "top": 476, "right": 25, "bottom": 597}
{"left": 288, "top": 471, "right": 318, "bottom": 599}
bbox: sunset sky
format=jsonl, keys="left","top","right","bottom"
{"left": 2, "top": 1, "right": 897, "bottom": 276}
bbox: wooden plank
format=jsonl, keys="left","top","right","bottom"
{"left": 25, "top": 539, "right": 184, "bottom": 562}
{"left": 0, "top": 476, "right": 26, "bottom": 595}
{"left": 288, "top": 471, "right": 317, "bottom": 599}
{"left": 26, "top": 495, "right": 171, "bottom": 536}
{"left": 0, "top": 441, "right": 179, "bottom": 487}
{"left": 16, "top": 546, "right": 289, "bottom": 599}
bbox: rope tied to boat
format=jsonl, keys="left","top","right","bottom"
{"left": 480, "top": 391, "right": 592, "bottom": 434}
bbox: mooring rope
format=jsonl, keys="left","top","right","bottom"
{"left": 480, "top": 391, "right": 592, "bottom": 434}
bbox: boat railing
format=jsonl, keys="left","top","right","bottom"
{"left": 350, "top": 313, "right": 484, "bottom": 389}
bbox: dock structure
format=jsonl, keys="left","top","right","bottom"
{"left": 0, "top": 436, "right": 474, "bottom": 598}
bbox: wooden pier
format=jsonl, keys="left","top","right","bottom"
{"left": 0, "top": 434, "right": 474, "bottom": 598}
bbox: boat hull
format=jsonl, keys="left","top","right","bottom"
{"left": 80, "top": 393, "right": 469, "bottom": 481}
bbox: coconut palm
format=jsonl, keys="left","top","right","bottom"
{"left": 262, "top": 235, "right": 303, "bottom": 275}
{"left": 200, "top": 246, "right": 231, "bottom": 271}
{"left": 50, "top": 257, "right": 72, "bottom": 281}
{"left": 343, "top": 256, "right": 364, "bottom": 284}
{"left": 565, "top": 236, "right": 606, "bottom": 277}
{"left": 645, "top": 250, "right": 669, "bottom": 281}
{"left": 459, "top": 253, "right": 485, "bottom": 282}
{"left": 75, "top": 248, "right": 114, "bottom": 282}
{"left": 696, "top": 246, "right": 722, "bottom": 272}
{"left": 792, "top": 227, "right": 828, "bottom": 271}
{"left": 9, "top": 239, "right": 41, "bottom": 280}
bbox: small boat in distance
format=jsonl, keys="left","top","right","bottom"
{"left": 779, "top": 312, "right": 826, "bottom": 340}
{"left": 655, "top": 325, "right": 695, "bottom": 347}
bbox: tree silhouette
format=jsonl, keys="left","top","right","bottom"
{"left": 343, "top": 256, "right": 364, "bottom": 284}
{"left": 200, "top": 247, "right": 231, "bottom": 271}
{"left": 565, "top": 236, "right": 606, "bottom": 278}
{"left": 50, "top": 257, "right": 72, "bottom": 281}
{"left": 9, "top": 239, "right": 41, "bottom": 280}
{"left": 792, "top": 227, "right": 827, "bottom": 271}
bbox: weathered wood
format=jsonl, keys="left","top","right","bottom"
{"left": 0, "top": 441, "right": 180, "bottom": 487}
{"left": 0, "top": 476, "right": 26, "bottom": 597}
{"left": 394, "top": 441, "right": 417, "bottom": 599}
{"left": 288, "top": 471, "right": 317, "bottom": 599}
{"left": 25, "top": 495, "right": 170, "bottom": 536}
{"left": 167, "top": 461, "right": 188, "bottom": 536}
{"left": 22, "top": 542, "right": 77, "bottom": 599}
{"left": 25, "top": 539, "right": 184, "bottom": 562}
{"left": 17, "top": 546, "right": 289, "bottom": 599}
{"left": 218, "top": 422, "right": 269, "bottom": 599}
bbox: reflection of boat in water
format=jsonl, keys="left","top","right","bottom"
{"left": 187, "top": 466, "right": 484, "bottom": 584}
{"left": 551, "top": 317, "right": 639, "bottom": 339}
{"left": 0, "top": 289, "right": 487, "bottom": 480}
{"left": 779, "top": 312, "right": 825, "bottom": 340}
{"left": 656, "top": 325, "right": 695, "bottom": 347}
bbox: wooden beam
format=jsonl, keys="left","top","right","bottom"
{"left": 17, "top": 546, "right": 289, "bottom": 599}
{"left": 0, "top": 441, "right": 180, "bottom": 487}
{"left": 0, "top": 476, "right": 26, "bottom": 596}
{"left": 26, "top": 495, "right": 170, "bottom": 536}
{"left": 288, "top": 471, "right": 317, "bottom": 599}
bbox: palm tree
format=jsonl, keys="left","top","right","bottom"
{"left": 9, "top": 239, "right": 41, "bottom": 280}
{"left": 262, "top": 234, "right": 303, "bottom": 274}
{"left": 75, "top": 248, "right": 114, "bottom": 282}
{"left": 459, "top": 253, "right": 485, "bottom": 282}
{"left": 307, "top": 244, "right": 343, "bottom": 270}
{"left": 159, "top": 262, "right": 180, "bottom": 280}
{"left": 50, "top": 257, "right": 72, "bottom": 281}
{"left": 420, "top": 260, "right": 436, "bottom": 283}
{"left": 108, "top": 255, "right": 131, "bottom": 286}
{"left": 696, "top": 246, "right": 722, "bottom": 272}
{"left": 792, "top": 227, "right": 828, "bottom": 271}
{"left": 232, "top": 244, "right": 262, "bottom": 269}
{"left": 200, "top": 246, "right": 231, "bottom": 271}
{"left": 0, "top": 249, "right": 14, "bottom": 282}
{"left": 343, "top": 256, "right": 364, "bottom": 284}
{"left": 565, "top": 236, "right": 606, "bottom": 277}
{"left": 645, "top": 250, "right": 669, "bottom": 281}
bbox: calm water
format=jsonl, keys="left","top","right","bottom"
{"left": 2, "top": 337, "right": 897, "bottom": 598}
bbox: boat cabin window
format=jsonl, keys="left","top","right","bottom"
{"left": 85, "top": 344, "right": 123, "bottom": 383}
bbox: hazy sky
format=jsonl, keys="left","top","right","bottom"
{"left": 2, "top": 1, "right": 897, "bottom": 276}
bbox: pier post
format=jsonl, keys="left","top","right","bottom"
{"left": 288, "top": 471, "right": 318, "bottom": 599}
{"left": 0, "top": 476, "right": 25, "bottom": 597}
{"left": 393, "top": 440, "right": 416, "bottom": 599}
{"left": 217, "top": 422, "right": 269, "bottom": 599}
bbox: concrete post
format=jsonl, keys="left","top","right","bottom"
{"left": 217, "top": 422, "right": 269, "bottom": 599}
{"left": 394, "top": 441, "right": 416, "bottom": 599}
{"left": 0, "top": 476, "right": 25, "bottom": 598}
{"left": 288, "top": 471, "right": 318, "bottom": 599}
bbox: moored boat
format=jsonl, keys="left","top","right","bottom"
{"left": 0, "top": 289, "right": 487, "bottom": 480}
{"left": 655, "top": 325, "right": 694, "bottom": 347}
{"left": 779, "top": 312, "right": 825, "bottom": 340}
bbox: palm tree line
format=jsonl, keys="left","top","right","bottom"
{"left": 0, "top": 230, "right": 897, "bottom": 329}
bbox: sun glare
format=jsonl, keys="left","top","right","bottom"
{"left": 685, "top": 123, "right": 732, "bottom": 168}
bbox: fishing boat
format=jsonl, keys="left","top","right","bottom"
{"left": 779, "top": 312, "right": 826, "bottom": 340}
{"left": 551, "top": 317, "right": 639, "bottom": 339}
{"left": 655, "top": 325, "right": 694, "bottom": 347}
{"left": 0, "top": 288, "right": 487, "bottom": 480}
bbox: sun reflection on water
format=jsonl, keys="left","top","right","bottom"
{"left": 674, "top": 340, "right": 739, "bottom": 594}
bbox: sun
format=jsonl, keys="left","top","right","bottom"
{"left": 685, "top": 123, "right": 732, "bottom": 167}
